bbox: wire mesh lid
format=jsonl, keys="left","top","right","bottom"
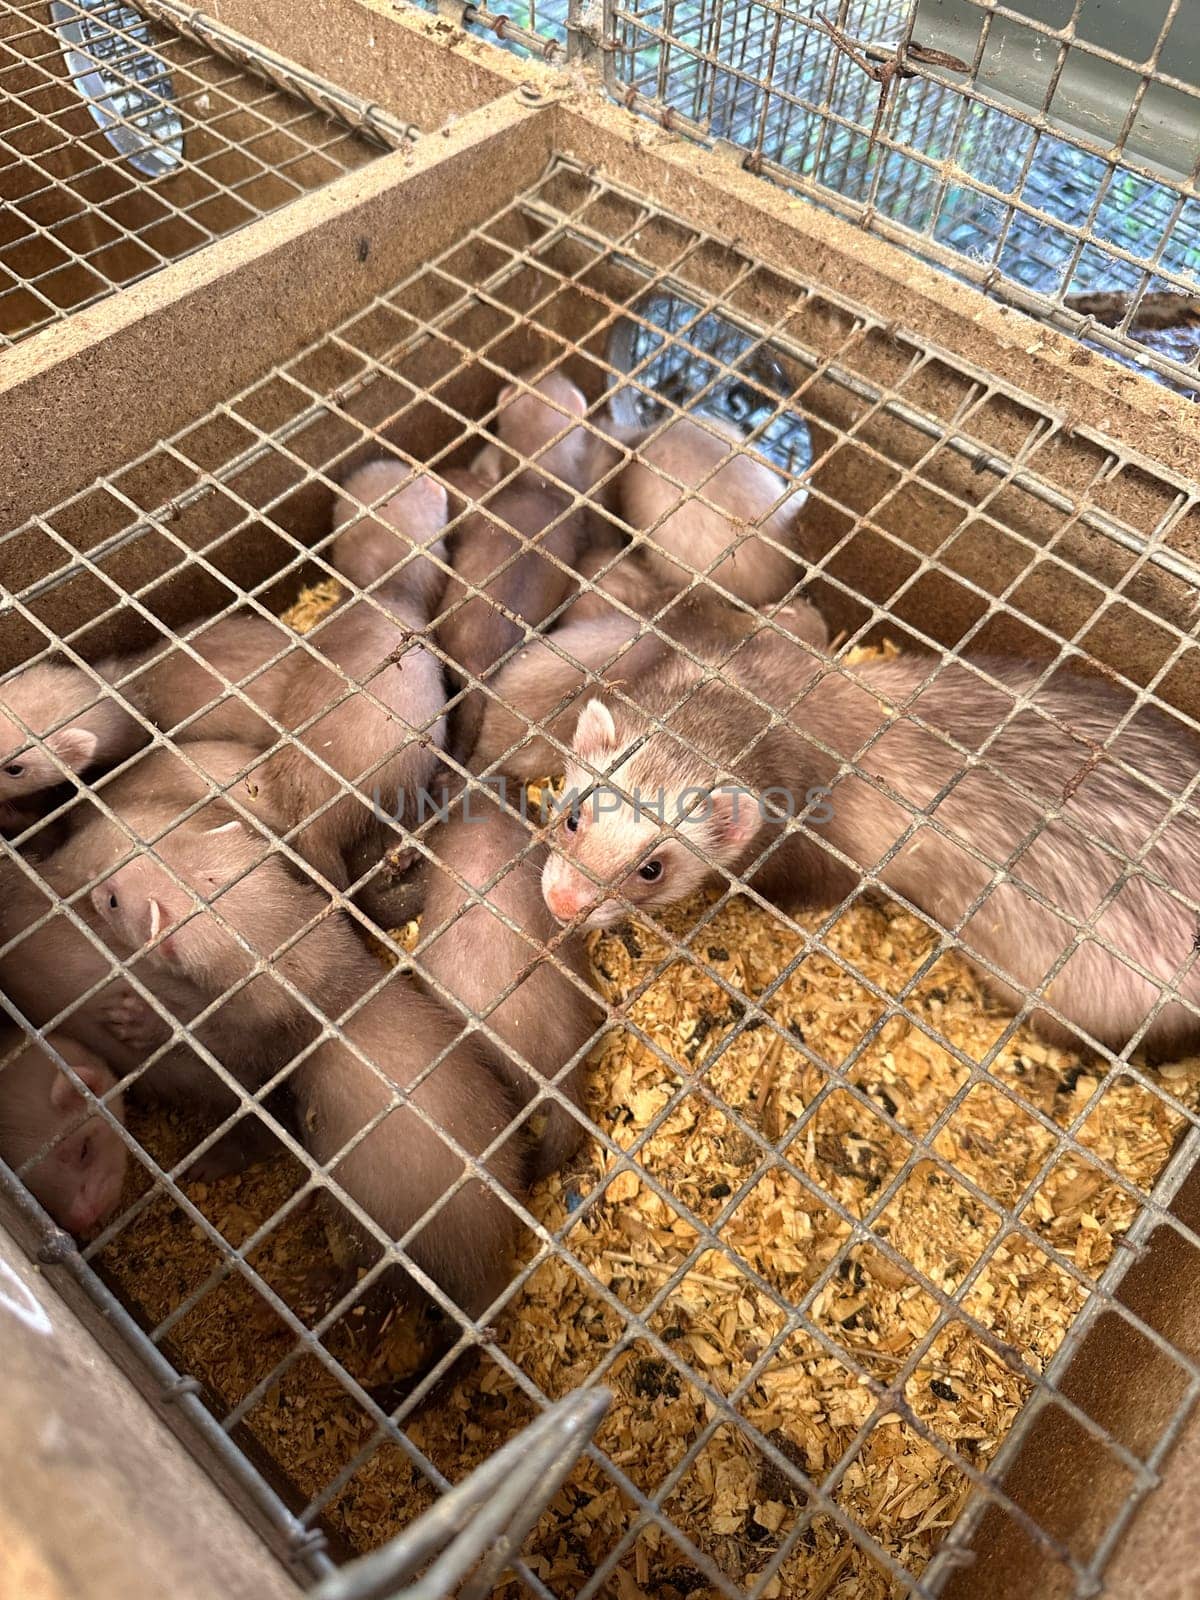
{"left": 1, "top": 149, "right": 1198, "bottom": 1600}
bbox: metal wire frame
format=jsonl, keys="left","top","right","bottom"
{"left": 7, "top": 150, "right": 1200, "bottom": 1587}
{"left": 0, "top": 1152, "right": 339, "bottom": 1579}
{"left": 2, "top": 154, "right": 1200, "bottom": 1597}
{"left": 421, "top": 0, "right": 576, "bottom": 63}
{"left": 308, "top": 1387, "right": 615, "bottom": 1600}
{"left": 9, "top": 134, "right": 1200, "bottom": 1401}
{"left": 599, "top": 0, "right": 1200, "bottom": 397}
{"left": 0, "top": 0, "right": 417, "bottom": 348}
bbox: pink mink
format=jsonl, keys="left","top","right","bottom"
{"left": 0, "top": 1028, "right": 127, "bottom": 1234}
{"left": 417, "top": 791, "right": 602, "bottom": 1179}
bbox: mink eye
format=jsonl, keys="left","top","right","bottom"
{"left": 564, "top": 804, "right": 580, "bottom": 834}
{"left": 108, "top": 893, "right": 118, "bottom": 909}
{"left": 638, "top": 859, "right": 663, "bottom": 882}
{"left": 78, "top": 1138, "right": 91, "bottom": 1164}
{"left": 4, "top": 763, "right": 22, "bottom": 778}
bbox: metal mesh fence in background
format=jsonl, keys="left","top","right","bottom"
{"left": 2, "top": 155, "right": 1199, "bottom": 1598}
{"left": 0, "top": 0, "right": 417, "bottom": 347}
{"left": 604, "top": 0, "right": 1200, "bottom": 395}
{"left": 410, "top": 0, "right": 1200, "bottom": 395}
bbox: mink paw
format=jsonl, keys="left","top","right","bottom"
{"left": 100, "top": 988, "right": 167, "bottom": 1051}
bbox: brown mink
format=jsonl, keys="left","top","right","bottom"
{"left": 0, "top": 744, "right": 378, "bottom": 1125}
{"left": 241, "top": 471, "right": 451, "bottom": 888}
{"left": 436, "top": 374, "right": 596, "bottom": 764}
{"left": 291, "top": 973, "right": 526, "bottom": 1320}
{"left": 613, "top": 407, "right": 809, "bottom": 607}
{"left": 0, "top": 1028, "right": 127, "bottom": 1234}
{"left": 0, "top": 612, "right": 295, "bottom": 809}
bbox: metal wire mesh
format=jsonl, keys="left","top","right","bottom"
{"left": 602, "top": 0, "right": 1200, "bottom": 397}
{"left": 0, "top": 0, "right": 415, "bottom": 347}
{"left": 417, "top": 0, "right": 575, "bottom": 62}
{"left": 2, "top": 153, "right": 1200, "bottom": 1598}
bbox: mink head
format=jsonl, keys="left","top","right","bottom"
{"left": 540, "top": 699, "right": 760, "bottom": 929}
{"left": 88, "top": 816, "right": 258, "bottom": 970}
{"left": 0, "top": 687, "right": 99, "bottom": 801}
{"left": 493, "top": 372, "right": 593, "bottom": 492}
{"left": 1, "top": 1036, "right": 127, "bottom": 1235}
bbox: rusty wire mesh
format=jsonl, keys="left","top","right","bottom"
{"left": 419, "top": 0, "right": 574, "bottom": 62}
{"left": 602, "top": 0, "right": 1200, "bottom": 396}
{"left": 0, "top": 0, "right": 415, "bottom": 347}
{"left": 1, "top": 154, "right": 1199, "bottom": 1597}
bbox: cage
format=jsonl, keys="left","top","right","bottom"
{"left": 0, "top": 0, "right": 440, "bottom": 346}
{"left": 404, "top": 0, "right": 1200, "bottom": 397}
{"left": 1, "top": 7, "right": 1199, "bottom": 1600}
{"left": 628, "top": 0, "right": 1200, "bottom": 396}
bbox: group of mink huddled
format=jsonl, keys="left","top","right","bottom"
{"left": 2, "top": 366, "right": 1198, "bottom": 1320}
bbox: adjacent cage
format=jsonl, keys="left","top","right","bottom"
{"left": 409, "top": 0, "right": 1200, "bottom": 394}
{"left": 0, "top": 0, "right": 417, "bottom": 346}
{"left": 2, "top": 147, "right": 1199, "bottom": 1599}
{"left": 603, "top": 0, "right": 1200, "bottom": 395}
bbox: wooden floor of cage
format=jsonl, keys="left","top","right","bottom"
{"left": 82, "top": 587, "right": 1200, "bottom": 1600}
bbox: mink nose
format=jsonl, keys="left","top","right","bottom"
{"left": 544, "top": 881, "right": 585, "bottom": 923}
{"left": 66, "top": 1166, "right": 123, "bottom": 1235}
{"left": 64, "top": 1192, "right": 99, "bottom": 1235}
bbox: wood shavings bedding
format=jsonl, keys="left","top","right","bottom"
{"left": 89, "top": 590, "right": 1200, "bottom": 1597}
{"left": 94, "top": 890, "right": 1200, "bottom": 1597}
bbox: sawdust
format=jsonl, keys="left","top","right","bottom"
{"left": 93, "top": 885, "right": 1200, "bottom": 1597}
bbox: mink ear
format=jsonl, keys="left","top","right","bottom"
{"left": 69, "top": 1058, "right": 110, "bottom": 1100}
{"left": 411, "top": 474, "right": 449, "bottom": 525}
{"left": 707, "top": 786, "right": 760, "bottom": 851}
{"left": 556, "top": 380, "right": 587, "bottom": 420}
{"left": 470, "top": 441, "right": 505, "bottom": 486}
{"left": 48, "top": 1071, "right": 83, "bottom": 1116}
{"left": 573, "top": 699, "right": 618, "bottom": 761}
{"left": 49, "top": 1057, "right": 107, "bottom": 1113}
{"left": 46, "top": 726, "right": 98, "bottom": 773}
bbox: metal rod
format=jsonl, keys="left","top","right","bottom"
{"left": 131, "top": 0, "right": 421, "bottom": 148}
{"left": 0, "top": 1167, "right": 335, "bottom": 1583}
{"left": 309, "top": 1389, "right": 612, "bottom": 1600}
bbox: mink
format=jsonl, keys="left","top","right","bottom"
{"left": 417, "top": 790, "right": 602, "bottom": 1179}
{"left": 0, "top": 1028, "right": 127, "bottom": 1234}
{"left": 540, "top": 647, "right": 1200, "bottom": 1057}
